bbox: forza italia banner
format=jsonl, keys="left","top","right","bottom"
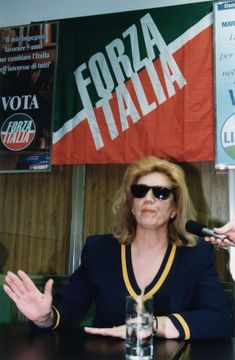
{"left": 53, "top": 1, "right": 214, "bottom": 164}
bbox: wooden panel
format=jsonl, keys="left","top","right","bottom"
{"left": 181, "top": 161, "right": 229, "bottom": 280}
{"left": 0, "top": 160, "right": 230, "bottom": 281}
{"left": 181, "top": 161, "right": 229, "bottom": 226}
{"left": 0, "top": 165, "right": 72, "bottom": 275}
{"left": 84, "top": 164, "right": 127, "bottom": 237}
{"left": 84, "top": 161, "right": 229, "bottom": 235}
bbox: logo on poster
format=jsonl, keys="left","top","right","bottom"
{"left": 0, "top": 113, "right": 36, "bottom": 151}
{"left": 221, "top": 113, "right": 235, "bottom": 159}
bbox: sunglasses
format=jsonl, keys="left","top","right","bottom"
{"left": 131, "top": 184, "right": 175, "bottom": 200}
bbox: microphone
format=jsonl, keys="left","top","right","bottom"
{"left": 185, "top": 220, "right": 227, "bottom": 241}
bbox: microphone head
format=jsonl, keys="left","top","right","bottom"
{"left": 185, "top": 220, "right": 205, "bottom": 237}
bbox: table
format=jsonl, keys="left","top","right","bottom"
{"left": 0, "top": 324, "right": 185, "bottom": 359}
{"left": 181, "top": 338, "right": 235, "bottom": 360}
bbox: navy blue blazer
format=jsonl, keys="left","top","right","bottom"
{"left": 52, "top": 234, "right": 232, "bottom": 340}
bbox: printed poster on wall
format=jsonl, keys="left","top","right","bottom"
{"left": 0, "top": 22, "right": 58, "bottom": 172}
{"left": 53, "top": 1, "right": 215, "bottom": 164}
{"left": 214, "top": 1, "right": 235, "bottom": 168}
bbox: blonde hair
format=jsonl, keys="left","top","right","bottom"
{"left": 112, "top": 156, "right": 197, "bottom": 246}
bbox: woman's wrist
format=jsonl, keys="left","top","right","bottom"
{"left": 156, "top": 316, "right": 180, "bottom": 339}
{"left": 33, "top": 309, "right": 54, "bottom": 328}
{"left": 153, "top": 315, "right": 158, "bottom": 335}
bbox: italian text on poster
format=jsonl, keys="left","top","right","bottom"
{"left": 214, "top": 1, "right": 235, "bottom": 168}
{"left": 0, "top": 22, "right": 58, "bottom": 172}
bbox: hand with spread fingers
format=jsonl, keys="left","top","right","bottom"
{"left": 4, "top": 270, "right": 54, "bottom": 327}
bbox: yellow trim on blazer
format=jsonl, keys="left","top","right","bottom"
{"left": 172, "top": 313, "right": 190, "bottom": 339}
{"left": 121, "top": 243, "right": 177, "bottom": 301}
{"left": 52, "top": 305, "right": 61, "bottom": 330}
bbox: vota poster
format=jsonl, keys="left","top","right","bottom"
{"left": 214, "top": 1, "right": 235, "bottom": 168}
{"left": 0, "top": 22, "right": 58, "bottom": 172}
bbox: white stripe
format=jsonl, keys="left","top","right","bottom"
{"left": 169, "top": 12, "right": 213, "bottom": 53}
{"left": 53, "top": 109, "right": 86, "bottom": 143}
{"left": 53, "top": 12, "right": 213, "bottom": 144}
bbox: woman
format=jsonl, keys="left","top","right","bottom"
{"left": 4, "top": 156, "right": 232, "bottom": 340}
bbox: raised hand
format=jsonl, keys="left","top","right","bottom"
{"left": 4, "top": 270, "right": 54, "bottom": 326}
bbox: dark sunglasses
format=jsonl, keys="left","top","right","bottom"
{"left": 131, "top": 184, "right": 175, "bottom": 200}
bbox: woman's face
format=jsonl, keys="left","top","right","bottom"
{"left": 131, "top": 172, "right": 177, "bottom": 231}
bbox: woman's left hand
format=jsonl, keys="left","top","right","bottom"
{"left": 84, "top": 325, "right": 126, "bottom": 339}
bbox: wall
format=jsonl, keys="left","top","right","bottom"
{"left": 0, "top": 0, "right": 211, "bottom": 26}
{"left": 0, "top": 0, "right": 231, "bottom": 281}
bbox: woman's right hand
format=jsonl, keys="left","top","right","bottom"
{"left": 3, "top": 270, "right": 54, "bottom": 327}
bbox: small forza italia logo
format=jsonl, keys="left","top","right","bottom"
{"left": 0, "top": 113, "right": 36, "bottom": 151}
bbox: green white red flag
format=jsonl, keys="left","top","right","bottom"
{"left": 52, "top": 1, "right": 214, "bottom": 164}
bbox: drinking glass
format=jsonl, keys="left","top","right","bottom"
{"left": 125, "top": 295, "right": 153, "bottom": 360}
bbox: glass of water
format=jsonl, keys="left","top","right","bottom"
{"left": 125, "top": 295, "right": 153, "bottom": 360}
